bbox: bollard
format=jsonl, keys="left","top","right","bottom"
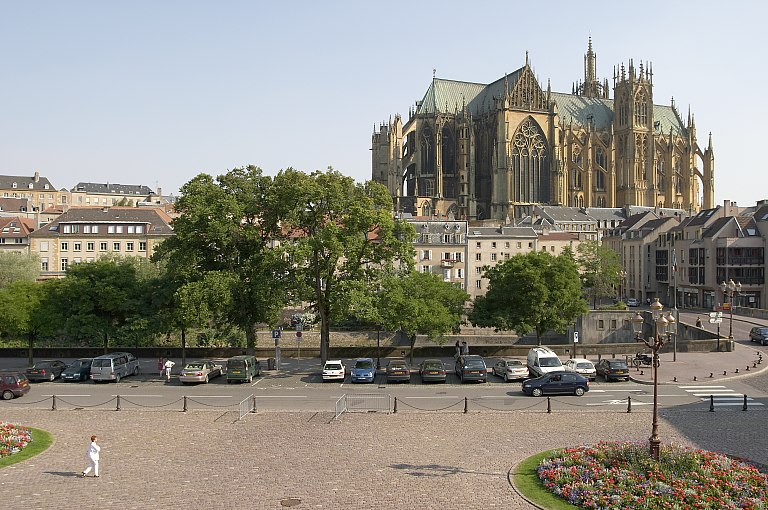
{"left": 640, "top": 370, "right": 644, "bottom": 376}
{"left": 393, "top": 397, "right": 398, "bottom": 414}
{"left": 51, "top": 394, "right": 56, "bottom": 411}
{"left": 463, "top": 397, "right": 468, "bottom": 414}
{"left": 626, "top": 395, "right": 632, "bottom": 413}
{"left": 746, "top": 366, "right": 750, "bottom": 371}
{"left": 709, "top": 373, "right": 713, "bottom": 378}
{"left": 694, "top": 376, "right": 697, "bottom": 381}
{"left": 673, "top": 377, "right": 677, "bottom": 382}
{"left": 709, "top": 395, "right": 715, "bottom": 412}
{"left": 547, "top": 397, "right": 552, "bottom": 414}
{"left": 723, "top": 371, "right": 727, "bottom": 376}
{"left": 754, "top": 363, "right": 758, "bottom": 369}
{"left": 116, "top": 395, "right": 121, "bottom": 411}
{"left": 252, "top": 395, "right": 257, "bottom": 413}
{"left": 743, "top": 394, "right": 748, "bottom": 412}
{"left": 736, "top": 368, "right": 739, "bottom": 374}
{"left": 183, "top": 396, "right": 187, "bottom": 412}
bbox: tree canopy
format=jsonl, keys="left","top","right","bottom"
{"left": 577, "top": 240, "right": 623, "bottom": 308}
{"left": 468, "top": 251, "right": 588, "bottom": 344}
{"left": 0, "top": 252, "right": 40, "bottom": 288}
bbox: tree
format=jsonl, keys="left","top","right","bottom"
{"left": 272, "top": 169, "right": 415, "bottom": 362}
{"left": 0, "top": 252, "right": 40, "bottom": 288}
{"left": 469, "top": 251, "right": 588, "bottom": 345}
{"left": 0, "top": 280, "right": 52, "bottom": 364}
{"left": 577, "top": 240, "right": 623, "bottom": 308}
{"left": 378, "top": 271, "right": 468, "bottom": 363}
{"left": 46, "top": 259, "right": 147, "bottom": 352}
{"left": 152, "top": 166, "right": 289, "bottom": 353}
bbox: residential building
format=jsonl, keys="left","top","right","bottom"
{"left": 28, "top": 206, "right": 174, "bottom": 278}
{"left": 373, "top": 39, "right": 713, "bottom": 221}
{"left": 407, "top": 217, "right": 468, "bottom": 290}
{"left": 0, "top": 216, "right": 35, "bottom": 253}
{"left": 70, "top": 182, "right": 155, "bottom": 207}
{"left": 0, "top": 172, "right": 69, "bottom": 212}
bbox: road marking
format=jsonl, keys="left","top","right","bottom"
{"left": 692, "top": 393, "right": 737, "bottom": 397}
{"left": 401, "top": 396, "right": 461, "bottom": 399}
{"left": 250, "top": 379, "right": 264, "bottom": 386}
{"left": 679, "top": 385, "right": 726, "bottom": 389}
{"left": 252, "top": 395, "right": 307, "bottom": 398}
{"left": 110, "top": 394, "right": 161, "bottom": 397}
{"left": 42, "top": 394, "right": 91, "bottom": 397}
{"left": 186, "top": 395, "right": 232, "bottom": 398}
{"left": 708, "top": 402, "right": 764, "bottom": 406}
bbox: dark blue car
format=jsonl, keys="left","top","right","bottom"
{"left": 522, "top": 371, "right": 589, "bottom": 397}
{"left": 61, "top": 358, "right": 94, "bottom": 382}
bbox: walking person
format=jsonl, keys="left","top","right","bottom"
{"left": 461, "top": 341, "right": 469, "bottom": 355}
{"left": 696, "top": 316, "right": 703, "bottom": 328}
{"left": 81, "top": 435, "right": 100, "bottom": 478}
{"left": 163, "top": 359, "right": 175, "bottom": 382}
{"left": 455, "top": 340, "right": 461, "bottom": 358}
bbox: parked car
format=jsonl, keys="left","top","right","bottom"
{"left": 492, "top": 358, "right": 529, "bottom": 382}
{"left": 563, "top": 358, "right": 596, "bottom": 381}
{"left": 385, "top": 359, "right": 410, "bottom": 384}
{"left": 61, "top": 358, "right": 93, "bottom": 382}
{"left": 522, "top": 371, "right": 589, "bottom": 397}
{"left": 26, "top": 360, "right": 67, "bottom": 382}
{"left": 350, "top": 358, "right": 376, "bottom": 383}
{"left": 596, "top": 359, "right": 630, "bottom": 382}
{"left": 90, "top": 352, "right": 140, "bottom": 383}
{"left": 179, "top": 360, "right": 223, "bottom": 384}
{"left": 322, "top": 360, "right": 346, "bottom": 382}
{"left": 526, "top": 347, "right": 563, "bottom": 378}
{"left": 626, "top": 298, "right": 639, "bottom": 307}
{"left": 749, "top": 327, "right": 768, "bottom": 346}
{"left": 0, "top": 370, "right": 30, "bottom": 400}
{"left": 226, "top": 355, "right": 260, "bottom": 383}
{"left": 455, "top": 355, "right": 487, "bottom": 383}
{"left": 419, "top": 359, "right": 447, "bottom": 383}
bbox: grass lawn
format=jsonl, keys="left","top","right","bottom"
{"left": 0, "top": 426, "right": 53, "bottom": 468}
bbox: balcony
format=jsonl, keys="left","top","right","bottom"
{"left": 441, "top": 259, "right": 455, "bottom": 269}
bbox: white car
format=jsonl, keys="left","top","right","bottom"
{"left": 626, "top": 298, "right": 639, "bottom": 307}
{"left": 322, "top": 360, "right": 346, "bottom": 382}
{"left": 563, "top": 358, "right": 596, "bottom": 381}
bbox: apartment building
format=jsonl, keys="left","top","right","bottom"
{"left": 0, "top": 216, "right": 35, "bottom": 253}
{"left": 70, "top": 182, "right": 155, "bottom": 207}
{"left": 408, "top": 217, "right": 468, "bottom": 290}
{"left": 28, "top": 206, "right": 174, "bottom": 278}
{"left": 0, "top": 172, "right": 69, "bottom": 211}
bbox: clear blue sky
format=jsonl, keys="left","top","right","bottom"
{"left": 2, "top": 1, "right": 765, "bottom": 207}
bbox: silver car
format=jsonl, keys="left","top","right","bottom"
{"left": 178, "top": 360, "right": 224, "bottom": 384}
{"left": 492, "top": 358, "right": 529, "bottom": 382}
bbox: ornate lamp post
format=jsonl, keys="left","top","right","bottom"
{"left": 720, "top": 279, "right": 741, "bottom": 340}
{"left": 631, "top": 298, "right": 676, "bottom": 461}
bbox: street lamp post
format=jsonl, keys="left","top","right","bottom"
{"left": 631, "top": 298, "right": 676, "bottom": 461}
{"left": 376, "top": 325, "right": 382, "bottom": 370}
{"left": 720, "top": 279, "right": 742, "bottom": 340}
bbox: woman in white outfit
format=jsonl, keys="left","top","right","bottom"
{"left": 164, "top": 359, "right": 175, "bottom": 382}
{"left": 82, "top": 435, "right": 100, "bottom": 477}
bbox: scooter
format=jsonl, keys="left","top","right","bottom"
{"left": 632, "top": 352, "right": 654, "bottom": 367}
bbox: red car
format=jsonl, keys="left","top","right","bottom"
{"left": 1, "top": 371, "right": 31, "bottom": 399}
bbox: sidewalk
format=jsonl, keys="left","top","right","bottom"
{"left": 628, "top": 341, "right": 767, "bottom": 385}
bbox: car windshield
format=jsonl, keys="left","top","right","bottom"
{"left": 228, "top": 360, "right": 246, "bottom": 369}
{"left": 92, "top": 359, "right": 111, "bottom": 368}
{"left": 540, "top": 358, "right": 562, "bottom": 367}
{"left": 185, "top": 363, "right": 204, "bottom": 370}
{"left": 423, "top": 362, "right": 442, "bottom": 370}
{"left": 758, "top": 328, "right": 768, "bottom": 335}
{"left": 464, "top": 360, "right": 485, "bottom": 369}
{"left": 577, "top": 363, "right": 593, "bottom": 369}
{"left": 355, "top": 360, "right": 373, "bottom": 369}
{"left": 507, "top": 360, "right": 524, "bottom": 367}
{"left": 389, "top": 363, "right": 407, "bottom": 369}
{"left": 609, "top": 361, "right": 627, "bottom": 368}
{"left": 324, "top": 364, "right": 342, "bottom": 371}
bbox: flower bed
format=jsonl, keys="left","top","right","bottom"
{"left": 0, "top": 423, "right": 31, "bottom": 458}
{"left": 537, "top": 441, "right": 768, "bottom": 509}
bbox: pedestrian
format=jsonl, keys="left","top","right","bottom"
{"left": 81, "top": 435, "right": 100, "bottom": 478}
{"left": 461, "top": 341, "right": 469, "bottom": 355}
{"left": 696, "top": 316, "right": 703, "bottom": 328}
{"left": 455, "top": 340, "right": 461, "bottom": 357}
{"left": 163, "top": 359, "right": 175, "bottom": 382}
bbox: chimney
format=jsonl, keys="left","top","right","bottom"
{"left": 34, "top": 171, "right": 40, "bottom": 182}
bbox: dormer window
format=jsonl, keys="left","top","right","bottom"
{"left": 28, "top": 183, "right": 34, "bottom": 189}
{"left": 12, "top": 182, "right": 17, "bottom": 189}
{"left": 44, "top": 184, "right": 49, "bottom": 190}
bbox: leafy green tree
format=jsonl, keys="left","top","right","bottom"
{"left": 0, "top": 252, "right": 40, "bottom": 288}
{"left": 577, "top": 240, "right": 623, "bottom": 308}
{"left": 0, "top": 280, "right": 52, "bottom": 364}
{"left": 46, "top": 259, "right": 148, "bottom": 352}
{"left": 378, "top": 271, "right": 468, "bottom": 363}
{"left": 469, "top": 251, "right": 588, "bottom": 345}
{"left": 152, "top": 166, "right": 289, "bottom": 353}
{"left": 272, "top": 169, "right": 415, "bottom": 362}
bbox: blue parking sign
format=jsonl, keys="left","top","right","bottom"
{"left": 272, "top": 329, "right": 281, "bottom": 339}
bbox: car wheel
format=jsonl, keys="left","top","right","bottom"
{"left": 49, "top": 373, "right": 55, "bottom": 381}
{"left": 504, "top": 373, "right": 509, "bottom": 383}
{"left": 2, "top": 390, "right": 13, "bottom": 400}
{"left": 531, "top": 388, "right": 543, "bottom": 397}
{"left": 134, "top": 366, "right": 140, "bottom": 376}
{"left": 575, "top": 387, "right": 585, "bottom": 396}
{"left": 115, "top": 373, "right": 121, "bottom": 383}
{"left": 248, "top": 375, "right": 253, "bottom": 383}
{"left": 204, "top": 375, "right": 209, "bottom": 384}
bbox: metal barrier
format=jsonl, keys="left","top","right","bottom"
{"left": 238, "top": 394, "right": 255, "bottom": 420}
{"left": 334, "top": 395, "right": 347, "bottom": 420}
{"left": 345, "top": 393, "right": 392, "bottom": 414}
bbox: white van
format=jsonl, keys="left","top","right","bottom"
{"left": 90, "top": 352, "right": 140, "bottom": 383}
{"left": 526, "top": 347, "right": 563, "bottom": 378}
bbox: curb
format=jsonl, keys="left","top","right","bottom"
{"left": 629, "top": 360, "right": 768, "bottom": 385}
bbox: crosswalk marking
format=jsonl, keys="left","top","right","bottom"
{"left": 679, "top": 385, "right": 764, "bottom": 407}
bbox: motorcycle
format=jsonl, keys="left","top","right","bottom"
{"left": 632, "top": 353, "right": 654, "bottom": 368}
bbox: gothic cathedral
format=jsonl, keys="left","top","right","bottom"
{"left": 371, "top": 39, "right": 714, "bottom": 220}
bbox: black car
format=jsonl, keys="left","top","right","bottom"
{"left": 749, "top": 327, "right": 768, "bottom": 346}
{"left": 61, "top": 358, "right": 94, "bottom": 382}
{"left": 521, "top": 371, "right": 589, "bottom": 397}
{"left": 455, "top": 355, "right": 487, "bottom": 383}
{"left": 596, "top": 359, "right": 630, "bottom": 382}
{"left": 419, "top": 359, "right": 447, "bottom": 383}
{"left": 25, "top": 360, "right": 68, "bottom": 382}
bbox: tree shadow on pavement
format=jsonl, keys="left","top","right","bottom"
{"left": 389, "top": 463, "right": 499, "bottom": 477}
{"left": 44, "top": 471, "right": 82, "bottom": 477}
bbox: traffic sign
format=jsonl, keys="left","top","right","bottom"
{"left": 272, "top": 329, "right": 282, "bottom": 339}
{"left": 709, "top": 318, "right": 723, "bottom": 324}
{"left": 709, "top": 312, "right": 723, "bottom": 319}
{"left": 573, "top": 331, "right": 579, "bottom": 343}
{"left": 296, "top": 331, "right": 302, "bottom": 338}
